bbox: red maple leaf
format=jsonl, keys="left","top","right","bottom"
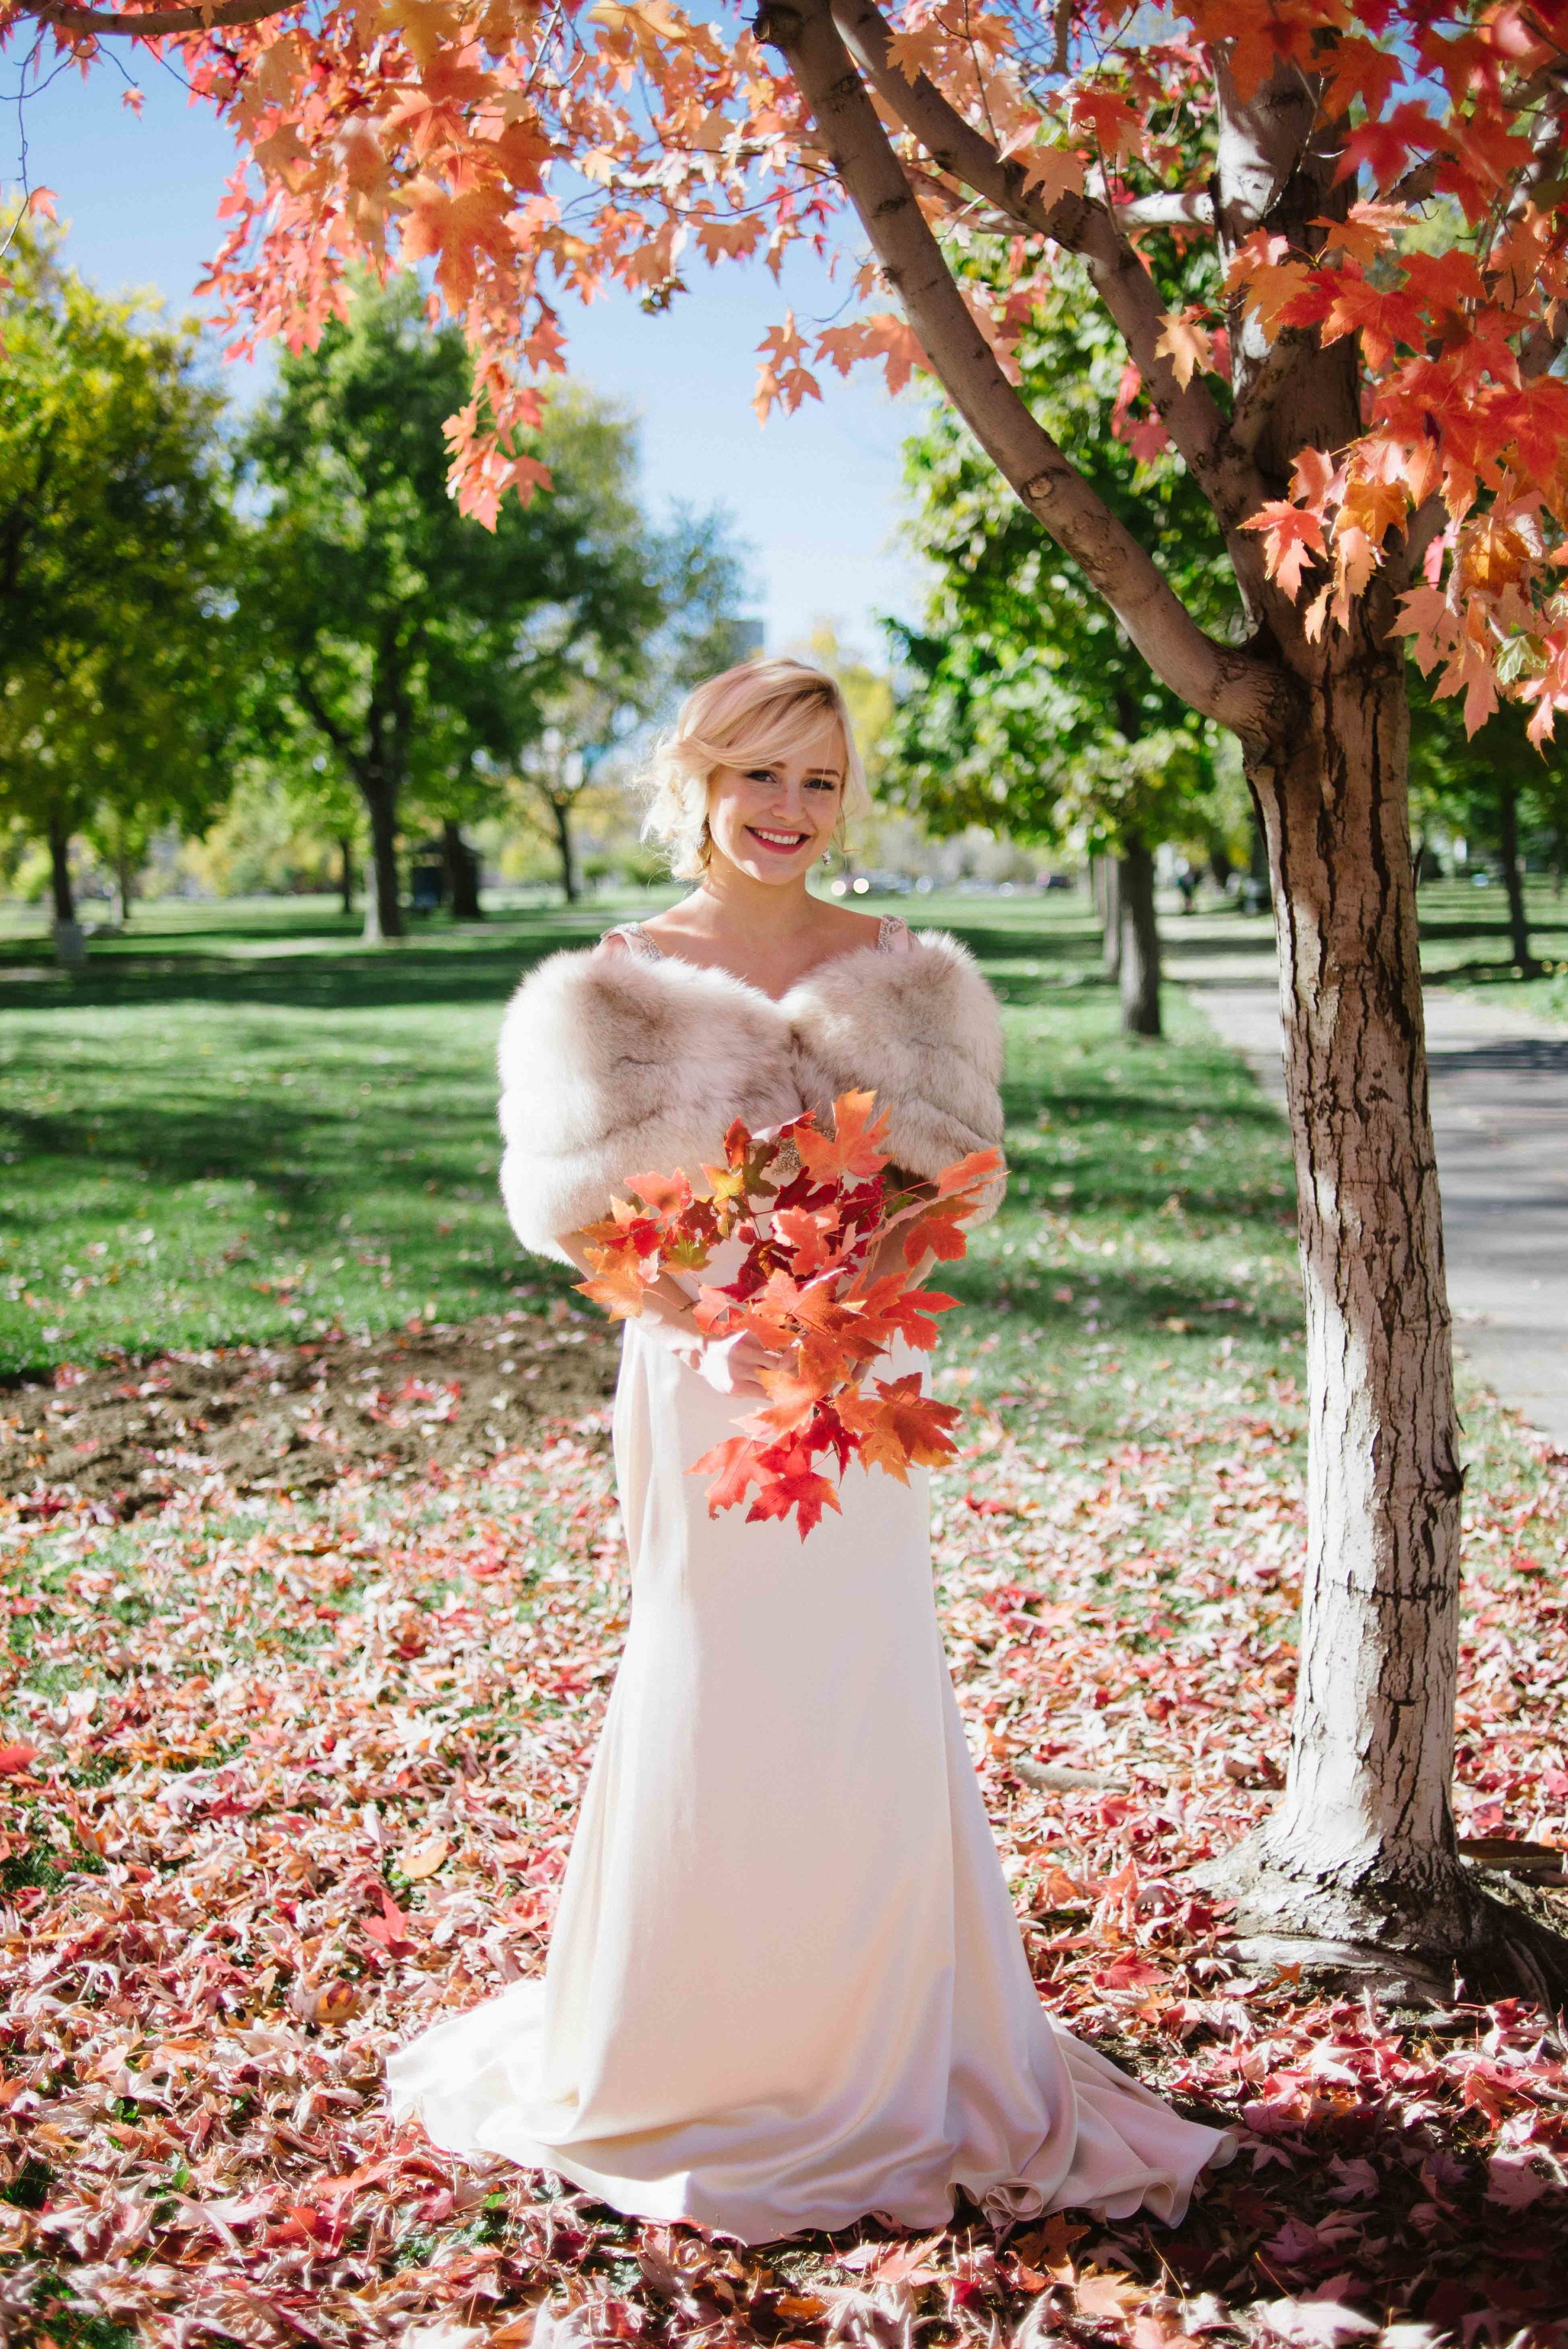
{"left": 363, "top": 1886, "right": 417, "bottom": 1958}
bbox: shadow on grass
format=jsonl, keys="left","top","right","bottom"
{"left": 0, "top": 935, "right": 580, "bottom": 1016}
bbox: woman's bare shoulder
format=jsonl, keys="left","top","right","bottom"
{"left": 813, "top": 902, "right": 887, "bottom": 950}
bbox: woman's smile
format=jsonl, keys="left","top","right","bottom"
{"left": 746, "top": 823, "right": 813, "bottom": 856}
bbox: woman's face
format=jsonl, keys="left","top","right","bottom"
{"left": 704, "top": 719, "right": 845, "bottom": 886}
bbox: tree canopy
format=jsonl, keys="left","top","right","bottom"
{"left": 239, "top": 274, "right": 672, "bottom": 937}
{"left": 884, "top": 251, "right": 1239, "bottom": 857}
{"left": 0, "top": 218, "right": 235, "bottom": 936}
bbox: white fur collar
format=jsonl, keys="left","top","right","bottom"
{"left": 496, "top": 926, "right": 1005, "bottom": 1259}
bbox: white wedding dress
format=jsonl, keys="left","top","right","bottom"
{"left": 386, "top": 1263, "right": 1233, "bottom": 2240}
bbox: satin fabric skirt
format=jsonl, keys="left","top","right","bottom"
{"left": 385, "top": 1315, "right": 1232, "bottom": 2242}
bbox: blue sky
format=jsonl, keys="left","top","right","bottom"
{"left": 10, "top": 61, "right": 926, "bottom": 656}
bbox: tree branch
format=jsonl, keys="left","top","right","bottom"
{"left": 827, "top": 0, "right": 1267, "bottom": 534}
{"left": 760, "top": 0, "right": 1280, "bottom": 737}
{"left": 290, "top": 666, "right": 358, "bottom": 764}
{"left": 1113, "top": 190, "right": 1216, "bottom": 230}
{"left": 14, "top": 0, "right": 292, "bottom": 35}
{"left": 1213, "top": 52, "right": 1342, "bottom": 482}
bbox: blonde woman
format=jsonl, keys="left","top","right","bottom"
{"left": 386, "top": 660, "right": 1231, "bottom": 2241}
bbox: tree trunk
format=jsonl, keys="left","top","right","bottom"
{"left": 46, "top": 815, "right": 85, "bottom": 970}
{"left": 1098, "top": 853, "right": 1121, "bottom": 980}
{"left": 48, "top": 816, "right": 76, "bottom": 925}
{"left": 550, "top": 795, "right": 580, "bottom": 904}
{"left": 337, "top": 834, "right": 354, "bottom": 918}
{"left": 1117, "top": 835, "right": 1161, "bottom": 1037}
{"left": 1496, "top": 779, "right": 1532, "bottom": 969}
{"left": 1222, "top": 634, "right": 1475, "bottom": 1983}
{"left": 442, "top": 818, "right": 483, "bottom": 920}
{"left": 115, "top": 856, "right": 135, "bottom": 928}
{"left": 359, "top": 773, "right": 403, "bottom": 943}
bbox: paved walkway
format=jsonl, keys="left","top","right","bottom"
{"left": 1169, "top": 930, "right": 1568, "bottom": 1445}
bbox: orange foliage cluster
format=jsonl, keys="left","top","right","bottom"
{"left": 575, "top": 1088, "right": 1001, "bottom": 1535}
{"left": 16, "top": 0, "right": 1568, "bottom": 726}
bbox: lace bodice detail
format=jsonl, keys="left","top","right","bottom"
{"left": 600, "top": 913, "right": 911, "bottom": 982}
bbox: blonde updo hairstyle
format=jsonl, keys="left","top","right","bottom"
{"left": 640, "top": 659, "right": 872, "bottom": 881}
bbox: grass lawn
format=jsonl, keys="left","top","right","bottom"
{"left": 0, "top": 889, "right": 1307, "bottom": 1419}
{"left": 1408, "top": 876, "right": 1568, "bottom": 1017}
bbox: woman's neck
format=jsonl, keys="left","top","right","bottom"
{"left": 685, "top": 857, "right": 824, "bottom": 943}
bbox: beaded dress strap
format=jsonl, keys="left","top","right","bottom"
{"left": 600, "top": 923, "right": 665, "bottom": 960}
{"left": 605, "top": 915, "right": 909, "bottom": 965}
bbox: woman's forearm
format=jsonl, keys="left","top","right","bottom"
{"left": 558, "top": 1235, "right": 708, "bottom": 1345}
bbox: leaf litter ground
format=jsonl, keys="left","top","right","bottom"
{"left": 3, "top": 1317, "right": 1567, "bottom": 2349}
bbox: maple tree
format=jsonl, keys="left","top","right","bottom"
{"left": 573, "top": 1088, "right": 999, "bottom": 1535}
{"left": 14, "top": 0, "right": 1568, "bottom": 1983}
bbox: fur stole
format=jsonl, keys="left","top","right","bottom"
{"left": 497, "top": 929, "right": 1006, "bottom": 1260}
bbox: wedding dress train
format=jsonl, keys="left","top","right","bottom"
{"left": 386, "top": 1310, "right": 1232, "bottom": 2242}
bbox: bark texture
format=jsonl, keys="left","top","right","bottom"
{"left": 1118, "top": 837, "right": 1161, "bottom": 1037}
{"left": 1239, "top": 630, "right": 1468, "bottom": 1952}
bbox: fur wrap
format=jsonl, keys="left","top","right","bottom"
{"left": 497, "top": 930, "right": 1005, "bottom": 1260}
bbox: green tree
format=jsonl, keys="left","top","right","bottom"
{"left": 884, "top": 252, "right": 1239, "bottom": 1034}
{"left": 462, "top": 504, "right": 748, "bottom": 904}
{"left": 1407, "top": 682, "right": 1560, "bottom": 970}
{"left": 0, "top": 218, "right": 235, "bottom": 957}
{"left": 240, "top": 278, "right": 668, "bottom": 940}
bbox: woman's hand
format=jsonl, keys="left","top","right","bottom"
{"left": 558, "top": 1236, "right": 772, "bottom": 1397}
{"left": 688, "top": 1327, "right": 773, "bottom": 1398}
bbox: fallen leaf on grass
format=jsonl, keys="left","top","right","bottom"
{"left": 401, "top": 1832, "right": 450, "bottom": 1879}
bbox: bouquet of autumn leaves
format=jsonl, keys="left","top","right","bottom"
{"left": 574, "top": 1091, "right": 1002, "bottom": 1536}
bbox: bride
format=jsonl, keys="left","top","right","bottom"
{"left": 386, "top": 658, "right": 1232, "bottom": 2242}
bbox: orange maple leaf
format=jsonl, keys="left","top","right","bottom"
{"left": 930, "top": 1146, "right": 1004, "bottom": 1201}
{"left": 1243, "top": 501, "right": 1327, "bottom": 596}
{"left": 627, "top": 1167, "right": 692, "bottom": 1216}
{"left": 838, "top": 1374, "right": 963, "bottom": 1480}
{"left": 399, "top": 175, "right": 517, "bottom": 309}
{"left": 771, "top": 1204, "right": 834, "bottom": 1275}
{"left": 1153, "top": 307, "right": 1213, "bottom": 390}
{"left": 575, "top": 1246, "right": 654, "bottom": 1319}
{"left": 792, "top": 1090, "right": 892, "bottom": 1185}
{"left": 744, "top": 1359, "right": 835, "bottom": 1434}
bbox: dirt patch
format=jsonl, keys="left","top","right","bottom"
{"left": 0, "top": 1309, "right": 619, "bottom": 1513}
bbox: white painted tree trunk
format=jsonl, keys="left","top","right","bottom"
{"left": 1238, "top": 630, "right": 1470, "bottom": 1958}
